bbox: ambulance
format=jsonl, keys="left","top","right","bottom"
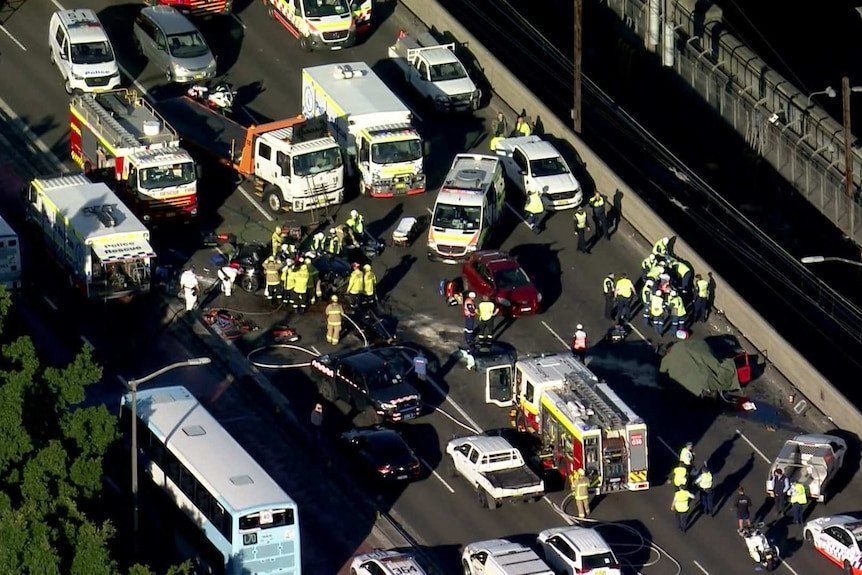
{"left": 264, "top": 0, "right": 355, "bottom": 51}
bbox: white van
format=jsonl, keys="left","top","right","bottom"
{"left": 0, "top": 216, "right": 21, "bottom": 291}
{"left": 427, "top": 154, "right": 506, "bottom": 264}
{"left": 49, "top": 9, "right": 121, "bottom": 94}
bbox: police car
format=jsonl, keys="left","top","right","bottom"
{"left": 49, "top": 9, "right": 121, "bottom": 94}
{"left": 804, "top": 514, "right": 862, "bottom": 573}
{"left": 349, "top": 549, "right": 426, "bottom": 575}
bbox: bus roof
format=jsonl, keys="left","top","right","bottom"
{"left": 128, "top": 386, "right": 296, "bottom": 515}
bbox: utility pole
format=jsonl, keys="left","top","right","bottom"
{"left": 843, "top": 76, "right": 853, "bottom": 201}
{"left": 573, "top": 0, "right": 582, "bottom": 133}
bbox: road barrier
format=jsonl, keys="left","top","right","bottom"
{"left": 399, "top": 0, "right": 862, "bottom": 438}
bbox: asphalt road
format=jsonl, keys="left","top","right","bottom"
{"left": 0, "top": 1, "right": 860, "bottom": 574}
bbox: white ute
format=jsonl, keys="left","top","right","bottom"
{"left": 350, "top": 549, "right": 426, "bottom": 574}
{"left": 462, "top": 539, "right": 553, "bottom": 575}
{"left": 494, "top": 136, "right": 582, "bottom": 211}
{"left": 388, "top": 31, "right": 481, "bottom": 112}
{"left": 447, "top": 435, "right": 544, "bottom": 508}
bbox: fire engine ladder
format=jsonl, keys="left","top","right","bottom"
{"left": 305, "top": 173, "right": 331, "bottom": 226}
{"left": 568, "top": 376, "right": 623, "bottom": 430}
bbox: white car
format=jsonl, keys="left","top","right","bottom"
{"left": 538, "top": 526, "right": 622, "bottom": 575}
{"left": 804, "top": 515, "right": 862, "bottom": 574}
{"left": 349, "top": 549, "right": 426, "bottom": 575}
{"left": 49, "top": 9, "right": 121, "bottom": 94}
{"left": 494, "top": 136, "right": 582, "bottom": 211}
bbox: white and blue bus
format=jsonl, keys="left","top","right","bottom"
{"left": 121, "top": 386, "right": 301, "bottom": 574}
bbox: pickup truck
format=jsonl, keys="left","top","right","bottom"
{"left": 388, "top": 32, "right": 481, "bottom": 113}
{"left": 461, "top": 539, "right": 553, "bottom": 575}
{"left": 494, "top": 136, "right": 582, "bottom": 211}
{"left": 766, "top": 433, "right": 847, "bottom": 503}
{"left": 447, "top": 435, "right": 544, "bottom": 508}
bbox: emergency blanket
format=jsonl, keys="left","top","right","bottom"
{"left": 203, "top": 309, "right": 258, "bottom": 340}
{"left": 659, "top": 337, "right": 742, "bottom": 398}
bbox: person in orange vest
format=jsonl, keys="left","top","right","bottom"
{"left": 572, "top": 324, "right": 587, "bottom": 363}
{"left": 463, "top": 291, "right": 477, "bottom": 349}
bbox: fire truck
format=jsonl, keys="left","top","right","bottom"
{"left": 70, "top": 89, "right": 198, "bottom": 224}
{"left": 145, "top": 0, "right": 232, "bottom": 17}
{"left": 485, "top": 354, "right": 649, "bottom": 494}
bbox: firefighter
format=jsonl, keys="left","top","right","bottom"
{"left": 293, "top": 259, "right": 311, "bottom": 312}
{"left": 672, "top": 464, "right": 689, "bottom": 488}
{"left": 281, "top": 260, "right": 296, "bottom": 303}
{"left": 524, "top": 189, "right": 544, "bottom": 234}
{"left": 649, "top": 290, "right": 667, "bottom": 335}
{"left": 346, "top": 209, "right": 365, "bottom": 239}
{"left": 346, "top": 262, "right": 363, "bottom": 309}
{"left": 324, "top": 295, "right": 343, "bottom": 345}
{"left": 640, "top": 253, "right": 656, "bottom": 281}
{"left": 572, "top": 324, "right": 587, "bottom": 363}
{"left": 645, "top": 263, "right": 665, "bottom": 285}
{"left": 641, "top": 279, "right": 655, "bottom": 327}
{"left": 179, "top": 266, "right": 199, "bottom": 312}
{"left": 324, "top": 228, "right": 342, "bottom": 256}
{"left": 694, "top": 464, "right": 714, "bottom": 516}
{"left": 614, "top": 273, "right": 635, "bottom": 323}
{"left": 217, "top": 265, "right": 238, "bottom": 297}
{"left": 693, "top": 273, "right": 710, "bottom": 323}
{"left": 574, "top": 206, "right": 589, "bottom": 253}
{"left": 476, "top": 295, "right": 499, "bottom": 347}
{"left": 652, "top": 236, "right": 670, "bottom": 259}
{"left": 362, "top": 263, "right": 376, "bottom": 309}
{"left": 668, "top": 290, "right": 688, "bottom": 333}
{"left": 789, "top": 481, "right": 808, "bottom": 524}
{"left": 310, "top": 231, "right": 325, "bottom": 253}
{"left": 463, "top": 290, "right": 478, "bottom": 348}
{"left": 672, "top": 486, "right": 695, "bottom": 533}
{"left": 570, "top": 468, "right": 591, "bottom": 518}
{"left": 679, "top": 442, "right": 695, "bottom": 470}
{"left": 673, "top": 259, "right": 693, "bottom": 292}
{"left": 602, "top": 273, "right": 616, "bottom": 320}
{"left": 271, "top": 226, "right": 284, "bottom": 257}
{"left": 263, "top": 256, "right": 282, "bottom": 300}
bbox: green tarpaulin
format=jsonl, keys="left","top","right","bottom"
{"left": 659, "top": 337, "right": 742, "bottom": 398}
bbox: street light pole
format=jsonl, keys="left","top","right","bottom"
{"left": 800, "top": 255, "right": 862, "bottom": 267}
{"left": 126, "top": 357, "right": 211, "bottom": 540}
{"left": 843, "top": 77, "right": 853, "bottom": 205}
{"left": 573, "top": 0, "right": 583, "bottom": 134}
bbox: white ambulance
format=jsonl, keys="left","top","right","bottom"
{"left": 49, "top": 9, "right": 121, "bottom": 95}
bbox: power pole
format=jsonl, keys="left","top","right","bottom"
{"left": 843, "top": 76, "right": 853, "bottom": 200}
{"left": 573, "top": 0, "right": 583, "bottom": 133}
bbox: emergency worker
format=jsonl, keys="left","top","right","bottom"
{"left": 693, "top": 274, "right": 710, "bottom": 323}
{"left": 490, "top": 111, "right": 509, "bottom": 149}
{"left": 653, "top": 236, "right": 670, "bottom": 259}
{"left": 679, "top": 442, "right": 695, "bottom": 470}
{"left": 769, "top": 468, "right": 790, "bottom": 519}
{"left": 649, "top": 290, "right": 668, "bottom": 335}
{"left": 645, "top": 264, "right": 665, "bottom": 285}
{"left": 463, "top": 291, "right": 478, "bottom": 348}
{"left": 672, "top": 465, "right": 689, "bottom": 488}
{"left": 324, "top": 295, "right": 344, "bottom": 345}
{"left": 789, "top": 481, "right": 808, "bottom": 524}
{"left": 668, "top": 290, "right": 687, "bottom": 332}
{"left": 179, "top": 267, "right": 199, "bottom": 312}
{"left": 641, "top": 279, "right": 655, "bottom": 327}
{"left": 310, "top": 231, "right": 325, "bottom": 253}
{"left": 640, "top": 254, "right": 657, "bottom": 281}
{"left": 671, "top": 486, "right": 695, "bottom": 533}
{"left": 271, "top": 226, "right": 283, "bottom": 258}
{"left": 476, "top": 296, "right": 499, "bottom": 346}
{"left": 574, "top": 207, "right": 589, "bottom": 253}
{"left": 524, "top": 189, "right": 544, "bottom": 234}
{"left": 673, "top": 260, "right": 693, "bottom": 292}
{"left": 281, "top": 261, "right": 296, "bottom": 303}
{"left": 613, "top": 273, "right": 635, "bottom": 323}
{"left": 514, "top": 114, "right": 531, "bottom": 137}
{"left": 588, "top": 191, "right": 609, "bottom": 240}
{"left": 217, "top": 265, "right": 238, "bottom": 297}
{"left": 362, "top": 264, "right": 376, "bottom": 308}
{"left": 263, "top": 256, "right": 283, "bottom": 300}
{"left": 346, "top": 209, "right": 365, "bottom": 237}
{"left": 694, "top": 464, "right": 714, "bottom": 516}
{"left": 347, "top": 262, "right": 363, "bottom": 308}
{"left": 602, "top": 273, "right": 616, "bottom": 320}
{"left": 293, "top": 259, "right": 311, "bottom": 312}
{"left": 324, "top": 228, "right": 342, "bottom": 256}
{"left": 572, "top": 324, "right": 587, "bottom": 363}
{"left": 571, "top": 468, "right": 591, "bottom": 518}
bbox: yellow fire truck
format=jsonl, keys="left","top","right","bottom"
{"left": 488, "top": 354, "right": 649, "bottom": 494}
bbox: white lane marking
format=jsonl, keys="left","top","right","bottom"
{"left": 420, "top": 457, "right": 455, "bottom": 493}
{"left": 427, "top": 376, "right": 484, "bottom": 434}
{"left": 781, "top": 559, "right": 800, "bottom": 575}
{"left": 0, "top": 24, "right": 26, "bottom": 51}
{"left": 80, "top": 335, "right": 94, "bottom": 350}
{"left": 692, "top": 560, "right": 710, "bottom": 574}
{"left": 238, "top": 184, "right": 274, "bottom": 221}
{"left": 541, "top": 320, "right": 569, "bottom": 349}
{"left": 43, "top": 296, "right": 58, "bottom": 311}
{"left": 627, "top": 322, "right": 650, "bottom": 343}
{"left": 504, "top": 201, "right": 532, "bottom": 228}
{"left": 230, "top": 12, "right": 247, "bottom": 29}
{"left": 104, "top": 475, "right": 121, "bottom": 493}
{"left": 0, "top": 95, "right": 68, "bottom": 169}
{"left": 735, "top": 429, "right": 771, "bottom": 464}
{"left": 656, "top": 435, "right": 678, "bottom": 458}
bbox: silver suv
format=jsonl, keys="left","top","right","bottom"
{"left": 133, "top": 5, "right": 216, "bottom": 83}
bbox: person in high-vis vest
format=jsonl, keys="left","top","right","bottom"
{"left": 310, "top": 231, "right": 325, "bottom": 253}
{"left": 293, "top": 260, "right": 311, "bottom": 312}
{"left": 641, "top": 280, "right": 655, "bottom": 327}
{"left": 524, "top": 189, "right": 544, "bottom": 234}
{"left": 476, "top": 296, "right": 499, "bottom": 346}
{"left": 789, "top": 481, "right": 808, "bottom": 524}
{"left": 346, "top": 209, "right": 365, "bottom": 239}
{"left": 668, "top": 290, "right": 687, "bottom": 332}
{"left": 571, "top": 468, "right": 591, "bottom": 518}
{"left": 671, "top": 486, "right": 695, "bottom": 533}
{"left": 347, "top": 262, "right": 363, "bottom": 309}
{"left": 693, "top": 464, "right": 714, "bottom": 516}
{"left": 271, "top": 226, "right": 284, "bottom": 257}
{"left": 514, "top": 114, "right": 531, "bottom": 137}
{"left": 263, "top": 256, "right": 282, "bottom": 300}
{"left": 324, "top": 295, "right": 344, "bottom": 345}
{"left": 649, "top": 290, "right": 668, "bottom": 335}
{"left": 673, "top": 260, "right": 693, "bottom": 292}
{"left": 324, "top": 228, "right": 342, "bottom": 256}
{"left": 362, "top": 264, "right": 376, "bottom": 309}
{"left": 602, "top": 273, "right": 616, "bottom": 320}
{"left": 672, "top": 465, "right": 689, "bottom": 488}
{"left": 693, "top": 273, "right": 710, "bottom": 323}
{"left": 281, "top": 261, "right": 297, "bottom": 304}
{"left": 614, "top": 273, "right": 635, "bottom": 323}
{"left": 645, "top": 264, "right": 665, "bottom": 285}
{"left": 574, "top": 207, "right": 589, "bottom": 253}
{"left": 640, "top": 254, "right": 657, "bottom": 281}
{"left": 463, "top": 291, "right": 478, "bottom": 348}
{"left": 653, "top": 236, "right": 670, "bottom": 258}
{"left": 679, "top": 442, "right": 695, "bottom": 470}
{"left": 572, "top": 324, "right": 587, "bottom": 363}
{"left": 588, "top": 191, "right": 609, "bottom": 240}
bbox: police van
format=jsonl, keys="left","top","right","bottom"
{"left": 0, "top": 216, "right": 21, "bottom": 291}
{"left": 427, "top": 153, "right": 506, "bottom": 264}
{"left": 49, "top": 9, "right": 121, "bottom": 94}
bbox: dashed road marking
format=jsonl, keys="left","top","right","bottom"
{"left": 80, "top": 335, "right": 94, "bottom": 350}
{"left": 735, "top": 429, "right": 771, "bottom": 464}
{"left": 43, "top": 296, "right": 58, "bottom": 311}
{"left": 656, "top": 435, "right": 678, "bottom": 458}
{"left": 0, "top": 24, "right": 26, "bottom": 51}
{"left": 541, "top": 320, "right": 569, "bottom": 349}
{"left": 421, "top": 457, "right": 455, "bottom": 494}
{"left": 692, "top": 560, "right": 710, "bottom": 574}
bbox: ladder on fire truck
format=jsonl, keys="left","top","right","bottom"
{"left": 567, "top": 375, "right": 624, "bottom": 430}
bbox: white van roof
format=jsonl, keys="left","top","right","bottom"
{"left": 0, "top": 215, "right": 17, "bottom": 238}
{"left": 55, "top": 9, "right": 109, "bottom": 43}
{"left": 436, "top": 154, "right": 500, "bottom": 207}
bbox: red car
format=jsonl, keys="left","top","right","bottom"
{"left": 462, "top": 250, "right": 542, "bottom": 316}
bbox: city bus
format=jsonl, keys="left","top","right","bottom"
{"left": 120, "top": 386, "right": 301, "bottom": 574}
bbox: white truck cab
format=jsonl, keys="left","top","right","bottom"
{"left": 462, "top": 539, "right": 553, "bottom": 575}
{"left": 428, "top": 154, "right": 505, "bottom": 263}
{"left": 494, "top": 136, "right": 582, "bottom": 211}
{"left": 49, "top": 9, "right": 121, "bottom": 95}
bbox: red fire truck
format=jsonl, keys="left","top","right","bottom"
{"left": 145, "top": 0, "right": 232, "bottom": 17}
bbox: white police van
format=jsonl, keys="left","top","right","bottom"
{"left": 49, "top": 9, "right": 121, "bottom": 94}
{"left": 349, "top": 549, "right": 426, "bottom": 575}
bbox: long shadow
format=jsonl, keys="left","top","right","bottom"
{"left": 508, "top": 243, "right": 563, "bottom": 310}
{"left": 197, "top": 13, "right": 245, "bottom": 75}
{"left": 369, "top": 203, "right": 405, "bottom": 239}
{"left": 713, "top": 453, "right": 756, "bottom": 515}
{"left": 703, "top": 435, "right": 740, "bottom": 475}
{"left": 377, "top": 254, "right": 417, "bottom": 299}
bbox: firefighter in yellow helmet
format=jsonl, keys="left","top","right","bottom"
{"left": 271, "top": 226, "right": 284, "bottom": 257}
{"left": 292, "top": 259, "right": 311, "bottom": 312}
{"left": 570, "top": 468, "right": 591, "bottom": 518}
{"left": 262, "top": 256, "right": 282, "bottom": 300}
{"left": 346, "top": 262, "right": 363, "bottom": 309}
{"left": 362, "top": 263, "right": 376, "bottom": 309}
{"left": 324, "top": 295, "right": 344, "bottom": 345}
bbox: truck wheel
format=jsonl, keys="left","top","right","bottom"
{"left": 64, "top": 78, "right": 72, "bottom": 95}
{"left": 241, "top": 275, "right": 260, "bottom": 293}
{"left": 50, "top": 48, "right": 55, "bottom": 65}
{"left": 461, "top": 560, "right": 471, "bottom": 575}
{"left": 299, "top": 35, "right": 312, "bottom": 52}
{"left": 319, "top": 378, "right": 336, "bottom": 402}
{"left": 264, "top": 190, "right": 283, "bottom": 214}
{"left": 477, "top": 489, "right": 489, "bottom": 509}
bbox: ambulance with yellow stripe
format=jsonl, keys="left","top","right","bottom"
{"left": 264, "top": 0, "right": 355, "bottom": 51}
{"left": 27, "top": 175, "right": 155, "bottom": 300}
{"left": 302, "top": 62, "right": 426, "bottom": 198}
{"left": 427, "top": 153, "right": 505, "bottom": 263}
{"left": 501, "top": 354, "right": 650, "bottom": 494}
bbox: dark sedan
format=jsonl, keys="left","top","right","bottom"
{"left": 340, "top": 426, "right": 421, "bottom": 483}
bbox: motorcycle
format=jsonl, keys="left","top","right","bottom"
{"left": 740, "top": 523, "right": 779, "bottom": 571}
{"left": 187, "top": 81, "right": 237, "bottom": 115}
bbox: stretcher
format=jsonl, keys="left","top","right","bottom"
{"left": 392, "top": 216, "right": 419, "bottom": 247}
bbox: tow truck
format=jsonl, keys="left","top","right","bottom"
{"left": 145, "top": 0, "right": 232, "bottom": 17}
{"left": 388, "top": 31, "right": 481, "bottom": 113}
{"left": 264, "top": 0, "right": 355, "bottom": 52}
{"left": 70, "top": 89, "right": 198, "bottom": 224}
{"left": 156, "top": 96, "right": 344, "bottom": 214}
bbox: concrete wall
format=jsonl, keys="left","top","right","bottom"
{"left": 399, "top": 0, "right": 862, "bottom": 437}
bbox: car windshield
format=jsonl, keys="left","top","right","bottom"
{"left": 494, "top": 266, "right": 530, "bottom": 289}
{"left": 583, "top": 552, "right": 616, "bottom": 569}
{"left": 138, "top": 162, "right": 195, "bottom": 189}
{"left": 303, "top": 0, "right": 350, "bottom": 18}
{"left": 432, "top": 204, "right": 481, "bottom": 231}
{"left": 529, "top": 156, "right": 569, "bottom": 177}
{"left": 429, "top": 61, "right": 468, "bottom": 82}
{"left": 293, "top": 147, "right": 343, "bottom": 177}
{"left": 371, "top": 139, "right": 422, "bottom": 164}
{"left": 167, "top": 32, "right": 209, "bottom": 58}
{"left": 364, "top": 369, "right": 404, "bottom": 391}
{"left": 70, "top": 41, "right": 114, "bottom": 65}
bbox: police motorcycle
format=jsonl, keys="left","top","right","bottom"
{"left": 201, "top": 232, "right": 266, "bottom": 293}
{"left": 187, "top": 80, "right": 236, "bottom": 115}
{"left": 740, "top": 522, "right": 779, "bottom": 571}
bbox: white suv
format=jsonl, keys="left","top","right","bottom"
{"left": 538, "top": 526, "right": 622, "bottom": 575}
{"left": 49, "top": 9, "right": 120, "bottom": 94}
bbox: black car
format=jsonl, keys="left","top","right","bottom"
{"left": 340, "top": 426, "right": 421, "bottom": 483}
{"left": 310, "top": 345, "right": 422, "bottom": 426}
